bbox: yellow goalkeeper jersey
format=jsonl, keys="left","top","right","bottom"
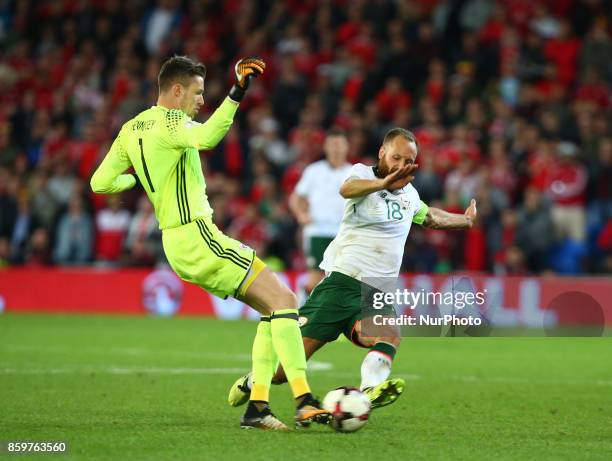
{"left": 91, "top": 97, "right": 238, "bottom": 229}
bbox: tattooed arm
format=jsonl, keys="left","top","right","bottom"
{"left": 422, "top": 199, "right": 477, "bottom": 230}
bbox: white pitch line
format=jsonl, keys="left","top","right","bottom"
{"left": 2, "top": 344, "right": 333, "bottom": 372}
{"left": 4, "top": 345, "right": 611, "bottom": 387}
{"left": 4, "top": 344, "right": 251, "bottom": 361}
{"left": 0, "top": 365, "right": 342, "bottom": 376}
{"left": 0, "top": 366, "right": 248, "bottom": 375}
{"left": 0, "top": 364, "right": 336, "bottom": 375}
{"left": 2, "top": 366, "right": 611, "bottom": 387}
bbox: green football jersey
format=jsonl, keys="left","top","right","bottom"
{"left": 91, "top": 97, "right": 238, "bottom": 229}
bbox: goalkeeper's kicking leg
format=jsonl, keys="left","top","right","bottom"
{"left": 236, "top": 260, "right": 331, "bottom": 430}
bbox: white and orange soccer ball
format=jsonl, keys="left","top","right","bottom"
{"left": 322, "top": 386, "right": 371, "bottom": 432}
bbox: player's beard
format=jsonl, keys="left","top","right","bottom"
{"left": 376, "top": 156, "right": 393, "bottom": 178}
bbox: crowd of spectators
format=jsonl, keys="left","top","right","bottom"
{"left": 0, "top": 0, "right": 611, "bottom": 275}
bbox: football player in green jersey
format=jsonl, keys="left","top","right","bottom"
{"left": 91, "top": 55, "right": 330, "bottom": 430}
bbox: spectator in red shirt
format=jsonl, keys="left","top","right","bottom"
{"left": 479, "top": 3, "right": 505, "bottom": 45}
{"left": 424, "top": 59, "right": 447, "bottom": 106}
{"left": 597, "top": 219, "right": 612, "bottom": 273}
{"left": 336, "top": 7, "right": 362, "bottom": 45}
{"left": 346, "top": 22, "right": 377, "bottom": 67}
{"left": 95, "top": 194, "right": 132, "bottom": 265}
{"left": 375, "top": 77, "right": 411, "bottom": 121}
{"left": 437, "top": 124, "right": 481, "bottom": 171}
{"left": 528, "top": 139, "right": 556, "bottom": 191}
{"left": 547, "top": 142, "right": 588, "bottom": 242}
{"left": 544, "top": 19, "right": 581, "bottom": 88}
{"left": 228, "top": 203, "right": 268, "bottom": 257}
{"left": 123, "top": 195, "right": 162, "bottom": 266}
{"left": 67, "top": 122, "right": 100, "bottom": 180}
{"left": 574, "top": 67, "right": 610, "bottom": 109}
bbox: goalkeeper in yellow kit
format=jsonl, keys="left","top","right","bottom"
{"left": 91, "top": 55, "right": 330, "bottom": 430}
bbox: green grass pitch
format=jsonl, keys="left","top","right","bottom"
{"left": 1, "top": 313, "right": 611, "bottom": 460}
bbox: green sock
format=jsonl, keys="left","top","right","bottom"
{"left": 250, "top": 316, "right": 277, "bottom": 402}
{"left": 270, "top": 309, "right": 310, "bottom": 398}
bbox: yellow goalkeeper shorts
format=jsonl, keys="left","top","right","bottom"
{"left": 162, "top": 217, "right": 256, "bottom": 299}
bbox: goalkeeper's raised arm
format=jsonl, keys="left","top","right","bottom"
{"left": 90, "top": 55, "right": 265, "bottom": 230}
{"left": 90, "top": 55, "right": 265, "bottom": 196}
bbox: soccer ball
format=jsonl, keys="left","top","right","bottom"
{"left": 322, "top": 386, "right": 371, "bottom": 432}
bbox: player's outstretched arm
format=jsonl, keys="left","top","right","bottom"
{"left": 339, "top": 164, "right": 418, "bottom": 198}
{"left": 422, "top": 199, "right": 477, "bottom": 230}
{"left": 91, "top": 134, "right": 137, "bottom": 194}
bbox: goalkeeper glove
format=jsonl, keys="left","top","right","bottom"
{"left": 228, "top": 57, "right": 265, "bottom": 102}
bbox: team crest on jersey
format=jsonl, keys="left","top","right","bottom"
{"left": 399, "top": 195, "right": 411, "bottom": 210}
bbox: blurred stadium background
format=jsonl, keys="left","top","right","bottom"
{"left": 1, "top": 0, "right": 611, "bottom": 270}
{"left": 0, "top": 0, "right": 610, "bottom": 322}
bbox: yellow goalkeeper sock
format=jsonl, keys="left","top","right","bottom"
{"left": 250, "top": 316, "right": 277, "bottom": 402}
{"left": 270, "top": 309, "right": 310, "bottom": 399}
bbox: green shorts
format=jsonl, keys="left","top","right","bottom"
{"left": 162, "top": 217, "right": 255, "bottom": 299}
{"left": 305, "top": 236, "right": 334, "bottom": 269}
{"left": 299, "top": 271, "right": 395, "bottom": 347}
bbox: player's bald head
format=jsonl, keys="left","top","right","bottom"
{"left": 158, "top": 56, "right": 206, "bottom": 92}
{"left": 382, "top": 128, "right": 418, "bottom": 153}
